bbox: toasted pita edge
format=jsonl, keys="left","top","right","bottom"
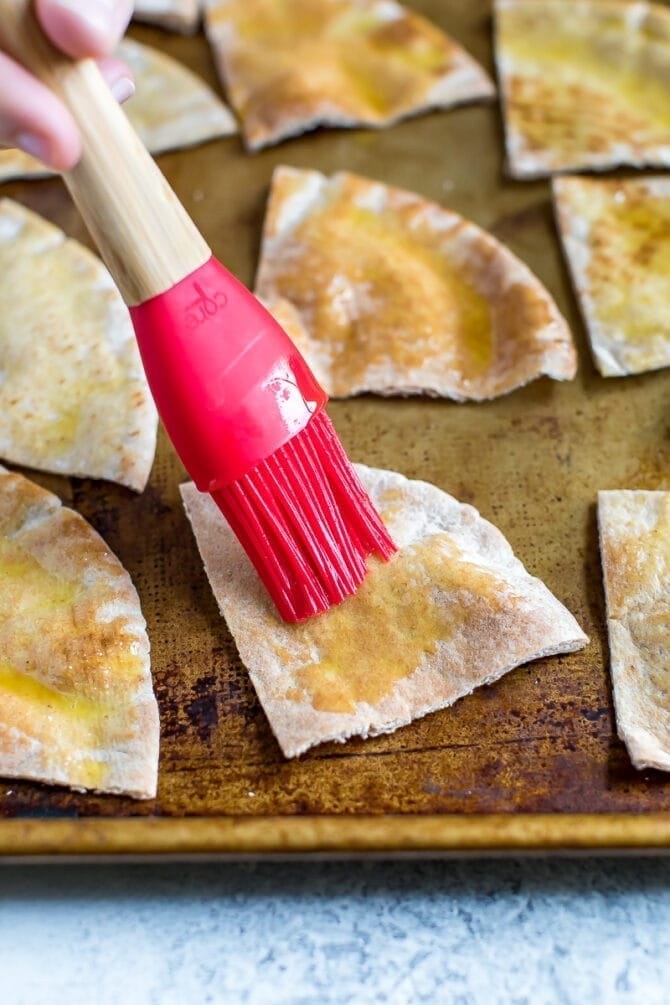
{"left": 598, "top": 489, "right": 670, "bottom": 773}
{"left": 0, "top": 464, "right": 159, "bottom": 798}
{"left": 256, "top": 165, "right": 577, "bottom": 400}
{"left": 181, "top": 467, "right": 588, "bottom": 758}
{"left": 553, "top": 174, "right": 670, "bottom": 377}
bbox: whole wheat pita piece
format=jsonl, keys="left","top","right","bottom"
{"left": 495, "top": 0, "right": 670, "bottom": 179}
{"left": 0, "top": 466, "right": 159, "bottom": 797}
{"left": 0, "top": 199, "right": 157, "bottom": 490}
{"left": 119, "top": 37, "right": 236, "bottom": 152}
{"left": 0, "top": 37, "right": 236, "bottom": 183}
{"left": 181, "top": 466, "right": 588, "bottom": 758}
{"left": 204, "top": 0, "right": 494, "bottom": 151}
{"left": 554, "top": 175, "right": 670, "bottom": 377}
{"left": 133, "top": 0, "right": 201, "bottom": 33}
{"left": 255, "top": 166, "right": 576, "bottom": 400}
{"left": 598, "top": 490, "right": 670, "bottom": 772}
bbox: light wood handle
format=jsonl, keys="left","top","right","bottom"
{"left": 0, "top": 0, "right": 210, "bottom": 304}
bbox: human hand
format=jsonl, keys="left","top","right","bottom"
{"left": 0, "top": 0, "right": 134, "bottom": 171}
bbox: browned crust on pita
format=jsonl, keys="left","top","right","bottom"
{"left": 495, "top": 0, "right": 670, "bottom": 178}
{"left": 204, "top": 0, "right": 494, "bottom": 150}
{"left": 255, "top": 166, "right": 576, "bottom": 400}
{"left": 181, "top": 467, "right": 587, "bottom": 758}
{"left": 0, "top": 466, "right": 159, "bottom": 797}
{"left": 598, "top": 490, "right": 670, "bottom": 772}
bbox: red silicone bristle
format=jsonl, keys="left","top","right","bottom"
{"left": 211, "top": 411, "right": 396, "bottom": 622}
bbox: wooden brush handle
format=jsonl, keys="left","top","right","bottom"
{"left": 0, "top": 0, "right": 211, "bottom": 305}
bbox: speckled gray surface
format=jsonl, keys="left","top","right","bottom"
{"left": 2, "top": 858, "right": 670, "bottom": 1004}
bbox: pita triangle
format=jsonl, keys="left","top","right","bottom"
{"left": 256, "top": 166, "right": 576, "bottom": 400}
{"left": 0, "top": 38, "right": 236, "bottom": 183}
{"left": 204, "top": 0, "right": 494, "bottom": 150}
{"left": 0, "top": 466, "right": 159, "bottom": 797}
{"left": 554, "top": 174, "right": 670, "bottom": 377}
{"left": 181, "top": 466, "right": 587, "bottom": 758}
{"left": 495, "top": 0, "right": 670, "bottom": 178}
{"left": 0, "top": 198, "right": 157, "bottom": 489}
{"left": 133, "top": 0, "right": 201, "bottom": 33}
{"left": 118, "top": 37, "right": 236, "bottom": 153}
{"left": 599, "top": 490, "right": 670, "bottom": 772}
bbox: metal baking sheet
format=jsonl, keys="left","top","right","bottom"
{"left": 1, "top": 1, "right": 669, "bottom": 858}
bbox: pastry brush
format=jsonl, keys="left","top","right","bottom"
{"left": 0, "top": 0, "right": 396, "bottom": 622}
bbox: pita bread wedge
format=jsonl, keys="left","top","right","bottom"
{"left": 495, "top": 0, "right": 670, "bottom": 179}
{"left": 0, "top": 199, "right": 157, "bottom": 490}
{"left": 119, "top": 38, "right": 236, "bottom": 152}
{"left": 255, "top": 167, "right": 576, "bottom": 400}
{"left": 0, "top": 149, "right": 51, "bottom": 184}
{"left": 181, "top": 466, "right": 588, "bottom": 758}
{"left": 133, "top": 0, "right": 201, "bottom": 33}
{"left": 598, "top": 490, "right": 670, "bottom": 772}
{"left": 0, "top": 38, "right": 236, "bottom": 183}
{"left": 554, "top": 175, "right": 670, "bottom": 377}
{"left": 0, "top": 466, "right": 159, "bottom": 797}
{"left": 204, "top": 0, "right": 494, "bottom": 150}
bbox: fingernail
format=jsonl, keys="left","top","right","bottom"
{"left": 14, "top": 132, "right": 52, "bottom": 164}
{"left": 52, "top": 0, "right": 117, "bottom": 36}
{"left": 111, "top": 76, "right": 135, "bottom": 104}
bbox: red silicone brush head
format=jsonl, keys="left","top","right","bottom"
{"left": 130, "top": 257, "right": 396, "bottom": 622}
{"left": 212, "top": 411, "right": 396, "bottom": 622}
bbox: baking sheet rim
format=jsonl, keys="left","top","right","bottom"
{"left": 1, "top": 813, "right": 670, "bottom": 858}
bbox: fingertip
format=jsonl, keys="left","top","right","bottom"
{"left": 15, "top": 126, "right": 82, "bottom": 172}
{"left": 49, "top": 131, "right": 83, "bottom": 172}
{"left": 98, "top": 58, "right": 136, "bottom": 104}
{"left": 0, "top": 51, "right": 83, "bottom": 171}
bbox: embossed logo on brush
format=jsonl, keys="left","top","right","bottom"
{"left": 185, "top": 283, "right": 228, "bottom": 330}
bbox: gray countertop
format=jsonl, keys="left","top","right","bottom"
{"left": 2, "top": 857, "right": 670, "bottom": 1005}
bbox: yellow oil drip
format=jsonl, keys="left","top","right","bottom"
{"left": 590, "top": 192, "right": 670, "bottom": 359}
{"left": 286, "top": 198, "right": 493, "bottom": 389}
{"left": 0, "top": 661, "right": 111, "bottom": 789}
{"left": 287, "top": 527, "right": 510, "bottom": 714}
{"left": 503, "top": 17, "right": 670, "bottom": 130}
{"left": 0, "top": 661, "right": 101, "bottom": 722}
{"left": 0, "top": 537, "right": 77, "bottom": 613}
{"left": 212, "top": 0, "right": 458, "bottom": 128}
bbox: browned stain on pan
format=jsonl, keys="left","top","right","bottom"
{"left": 0, "top": 0, "right": 668, "bottom": 853}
